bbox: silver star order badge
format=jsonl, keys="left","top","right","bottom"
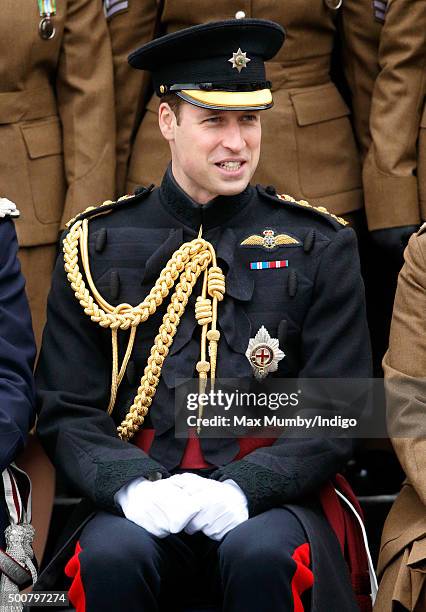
{"left": 246, "top": 326, "right": 285, "bottom": 380}
{"left": 228, "top": 48, "right": 251, "bottom": 73}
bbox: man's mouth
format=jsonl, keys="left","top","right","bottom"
{"left": 216, "top": 161, "right": 245, "bottom": 172}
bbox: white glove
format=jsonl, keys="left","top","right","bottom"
{"left": 115, "top": 476, "right": 201, "bottom": 538}
{"left": 170, "top": 473, "right": 249, "bottom": 541}
{"left": 0, "top": 197, "right": 19, "bottom": 218}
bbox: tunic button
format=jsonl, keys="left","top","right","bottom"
{"left": 95, "top": 227, "right": 107, "bottom": 253}
{"left": 110, "top": 270, "right": 121, "bottom": 300}
{"left": 235, "top": 10, "right": 246, "bottom": 19}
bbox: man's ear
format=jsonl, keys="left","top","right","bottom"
{"left": 158, "top": 103, "right": 176, "bottom": 142}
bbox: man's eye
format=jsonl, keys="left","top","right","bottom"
{"left": 204, "top": 116, "right": 221, "bottom": 123}
{"left": 241, "top": 114, "right": 258, "bottom": 122}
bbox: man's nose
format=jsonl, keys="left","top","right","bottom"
{"left": 221, "top": 123, "right": 245, "bottom": 151}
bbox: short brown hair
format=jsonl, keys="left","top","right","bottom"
{"left": 159, "top": 93, "right": 183, "bottom": 124}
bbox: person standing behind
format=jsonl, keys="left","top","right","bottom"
{"left": 341, "top": 0, "right": 426, "bottom": 254}
{"left": 340, "top": 0, "right": 426, "bottom": 372}
{"left": 106, "top": 0, "right": 363, "bottom": 223}
{"left": 0, "top": 199, "right": 36, "bottom": 553}
{"left": 0, "top": 0, "right": 116, "bottom": 349}
{"left": 375, "top": 226, "right": 426, "bottom": 611}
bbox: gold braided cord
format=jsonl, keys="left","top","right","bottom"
{"left": 193, "top": 263, "right": 225, "bottom": 431}
{"left": 108, "top": 325, "right": 138, "bottom": 415}
{"left": 195, "top": 273, "right": 210, "bottom": 427}
{"left": 195, "top": 296, "right": 212, "bottom": 327}
{"left": 117, "top": 252, "right": 215, "bottom": 441}
{"left": 277, "top": 193, "right": 348, "bottom": 226}
{"left": 63, "top": 212, "right": 225, "bottom": 441}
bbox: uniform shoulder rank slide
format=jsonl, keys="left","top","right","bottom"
{"left": 104, "top": 0, "right": 129, "bottom": 19}
{"left": 0, "top": 198, "right": 19, "bottom": 219}
{"left": 246, "top": 326, "right": 285, "bottom": 380}
{"left": 241, "top": 228, "right": 301, "bottom": 250}
{"left": 373, "top": 0, "right": 388, "bottom": 23}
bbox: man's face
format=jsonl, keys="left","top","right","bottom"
{"left": 159, "top": 101, "right": 261, "bottom": 204}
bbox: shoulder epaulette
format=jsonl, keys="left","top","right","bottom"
{"left": 0, "top": 198, "right": 19, "bottom": 220}
{"left": 257, "top": 185, "right": 348, "bottom": 228}
{"left": 65, "top": 184, "right": 155, "bottom": 228}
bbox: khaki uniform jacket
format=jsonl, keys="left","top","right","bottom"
{"left": 0, "top": 0, "right": 116, "bottom": 247}
{"left": 108, "top": 0, "right": 362, "bottom": 216}
{"left": 341, "top": 0, "right": 426, "bottom": 231}
{"left": 376, "top": 229, "right": 426, "bottom": 610}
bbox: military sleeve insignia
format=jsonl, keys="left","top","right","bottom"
{"left": 373, "top": 0, "right": 388, "bottom": 23}
{"left": 246, "top": 326, "right": 285, "bottom": 380}
{"left": 241, "top": 229, "right": 301, "bottom": 250}
{"left": 0, "top": 198, "right": 19, "bottom": 219}
{"left": 103, "top": 0, "right": 129, "bottom": 19}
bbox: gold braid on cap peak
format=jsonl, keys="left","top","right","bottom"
{"left": 63, "top": 209, "right": 225, "bottom": 442}
{"left": 277, "top": 193, "right": 348, "bottom": 226}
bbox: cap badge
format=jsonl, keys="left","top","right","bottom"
{"left": 246, "top": 326, "right": 285, "bottom": 380}
{"left": 241, "top": 229, "right": 301, "bottom": 250}
{"left": 228, "top": 48, "right": 251, "bottom": 73}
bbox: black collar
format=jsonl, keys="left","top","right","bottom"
{"left": 159, "top": 166, "right": 253, "bottom": 231}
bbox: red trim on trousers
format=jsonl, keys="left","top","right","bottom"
{"left": 291, "top": 542, "right": 314, "bottom": 612}
{"left": 65, "top": 541, "right": 86, "bottom": 612}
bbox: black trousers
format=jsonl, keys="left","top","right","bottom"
{"left": 66, "top": 507, "right": 313, "bottom": 612}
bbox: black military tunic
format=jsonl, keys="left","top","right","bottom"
{"left": 0, "top": 217, "right": 36, "bottom": 546}
{"left": 35, "top": 167, "right": 372, "bottom": 609}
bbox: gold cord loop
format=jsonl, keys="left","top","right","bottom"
{"left": 207, "top": 267, "right": 225, "bottom": 300}
{"left": 195, "top": 297, "right": 213, "bottom": 326}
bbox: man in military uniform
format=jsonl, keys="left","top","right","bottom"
{"left": 374, "top": 226, "right": 426, "bottom": 611}
{"left": 35, "top": 19, "right": 372, "bottom": 611}
{"left": 0, "top": 198, "right": 36, "bottom": 572}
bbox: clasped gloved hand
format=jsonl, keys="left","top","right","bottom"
{"left": 115, "top": 475, "right": 202, "bottom": 538}
{"left": 116, "top": 473, "right": 249, "bottom": 540}
{"left": 370, "top": 225, "right": 419, "bottom": 263}
{"left": 170, "top": 473, "right": 249, "bottom": 541}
